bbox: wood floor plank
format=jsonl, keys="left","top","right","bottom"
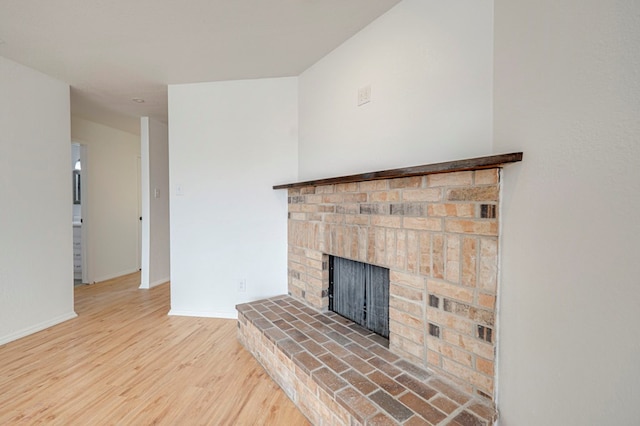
{"left": 0, "top": 273, "right": 309, "bottom": 425}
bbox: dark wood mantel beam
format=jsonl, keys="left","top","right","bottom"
{"left": 273, "top": 152, "right": 523, "bottom": 190}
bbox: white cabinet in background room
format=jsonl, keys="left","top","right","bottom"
{"left": 73, "top": 225, "right": 82, "bottom": 280}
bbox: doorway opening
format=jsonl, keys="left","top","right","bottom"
{"left": 71, "top": 143, "right": 88, "bottom": 285}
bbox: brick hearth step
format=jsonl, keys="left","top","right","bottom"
{"left": 237, "top": 296, "right": 496, "bottom": 426}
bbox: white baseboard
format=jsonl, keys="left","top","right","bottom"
{"left": 92, "top": 268, "right": 140, "bottom": 284}
{"left": 0, "top": 311, "right": 78, "bottom": 346}
{"left": 139, "top": 277, "right": 170, "bottom": 290}
{"left": 168, "top": 309, "right": 237, "bottom": 319}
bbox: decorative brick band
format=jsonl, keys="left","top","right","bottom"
{"left": 286, "top": 169, "right": 501, "bottom": 400}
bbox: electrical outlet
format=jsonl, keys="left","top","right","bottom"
{"left": 238, "top": 279, "right": 247, "bottom": 292}
{"left": 357, "top": 85, "right": 372, "bottom": 106}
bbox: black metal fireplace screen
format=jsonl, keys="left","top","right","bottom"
{"left": 329, "top": 256, "right": 389, "bottom": 338}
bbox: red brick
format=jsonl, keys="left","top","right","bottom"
{"left": 468, "top": 402, "right": 498, "bottom": 422}
{"left": 360, "top": 180, "right": 389, "bottom": 191}
{"left": 427, "top": 203, "right": 475, "bottom": 218}
{"left": 477, "top": 293, "right": 495, "bottom": 309}
{"left": 390, "top": 270, "right": 424, "bottom": 289}
{"left": 389, "top": 296, "right": 423, "bottom": 318}
{"left": 390, "top": 176, "right": 423, "bottom": 188}
{"left": 402, "top": 188, "right": 442, "bottom": 202}
{"left": 445, "top": 219, "right": 498, "bottom": 236}
{"left": 315, "top": 185, "right": 335, "bottom": 193}
{"left": 428, "top": 171, "right": 473, "bottom": 187}
{"left": 390, "top": 283, "right": 423, "bottom": 302}
{"left": 406, "top": 230, "right": 419, "bottom": 273}
{"left": 389, "top": 308, "right": 423, "bottom": 329}
{"left": 431, "top": 396, "right": 459, "bottom": 415}
{"left": 335, "top": 387, "right": 379, "bottom": 422}
{"left": 367, "top": 412, "right": 398, "bottom": 426}
{"left": 432, "top": 235, "right": 445, "bottom": 279}
{"left": 370, "top": 190, "right": 401, "bottom": 202}
{"left": 476, "top": 357, "right": 494, "bottom": 376}
{"left": 461, "top": 237, "right": 478, "bottom": 287}
{"left": 418, "top": 232, "right": 431, "bottom": 276}
{"left": 341, "top": 369, "right": 377, "bottom": 396}
{"left": 372, "top": 215, "right": 402, "bottom": 228}
{"left": 335, "top": 182, "right": 358, "bottom": 192}
{"left": 446, "top": 186, "right": 498, "bottom": 202}
{"left": 474, "top": 169, "right": 499, "bottom": 185}
{"left": 398, "top": 392, "right": 447, "bottom": 425}
{"left": 427, "top": 279, "right": 474, "bottom": 304}
{"left": 403, "top": 217, "right": 443, "bottom": 231}
{"left": 446, "top": 235, "right": 461, "bottom": 283}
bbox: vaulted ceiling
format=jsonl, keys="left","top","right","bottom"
{"left": 0, "top": 0, "right": 401, "bottom": 133}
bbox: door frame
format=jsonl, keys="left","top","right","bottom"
{"left": 80, "top": 144, "right": 89, "bottom": 283}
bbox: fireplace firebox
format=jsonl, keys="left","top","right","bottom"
{"left": 329, "top": 256, "right": 390, "bottom": 338}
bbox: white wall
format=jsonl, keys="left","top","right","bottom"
{"left": 494, "top": 0, "right": 640, "bottom": 424}
{"left": 71, "top": 116, "right": 141, "bottom": 283}
{"left": 140, "top": 117, "right": 170, "bottom": 289}
{"left": 298, "top": 0, "right": 493, "bottom": 181}
{"left": 168, "top": 77, "right": 298, "bottom": 318}
{"left": 0, "top": 56, "right": 76, "bottom": 345}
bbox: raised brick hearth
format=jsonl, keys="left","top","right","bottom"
{"left": 236, "top": 154, "right": 522, "bottom": 425}
{"left": 237, "top": 296, "right": 496, "bottom": 425}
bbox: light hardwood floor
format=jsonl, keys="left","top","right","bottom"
{"left": 0, "top": 273, "right": 309, "bottom": 425}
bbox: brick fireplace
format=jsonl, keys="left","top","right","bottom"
{"left": 238, "top": 153, "right": 522, "bottom": 424}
